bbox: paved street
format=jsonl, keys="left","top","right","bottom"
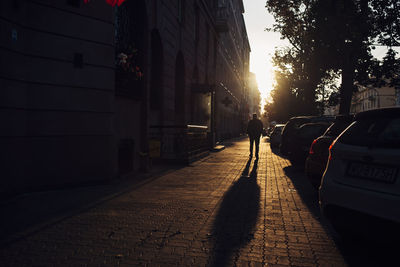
{"left": 0, "top": 138, "right": 359, "bottom": 266}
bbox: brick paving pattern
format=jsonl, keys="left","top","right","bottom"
{"left": 0, "top": 138, "right": 346, "bottom": 266}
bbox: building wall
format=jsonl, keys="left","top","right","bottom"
{"left": 0, "top": 0, "right": 251, "bottom": 194}
{"left": 143, "top": 0, "right": 218, "bottom": 159}
{"left": 113, "top": 0, "right": 150, "bottom": 173}
{"left": 351, "top": 85, "right": 398, "bottom": 113}
{"left": 145, "top": 0, "right": 251, "bottom": 149}
{"left": 158, "top": 0, "right": 197, "bottom": 125}
{"left": 215, "top": 0, "right": 250, "bottom": 140}
{"left": 0, "top": 0, "right": 116, "bottom": 195}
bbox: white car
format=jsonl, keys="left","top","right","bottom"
{"left": 319, "top": 107, "right": 400, "bottom": 235}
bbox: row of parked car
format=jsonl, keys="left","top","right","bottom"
{"left": 268, "top": 107, "right": 400, "bottom": 237}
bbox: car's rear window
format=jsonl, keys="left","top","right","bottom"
{"left": 293, "top": 119, "right": 310, "bottom": 128}
{"left": 282, "top": 118, "right": 310, "bottom": 134}
{"left": 339, "top": 117, "right": 400, "bottom": 148}
{"left": 299, "top": 124, "right": 328, "bottom": 138}
{"left": 324, "top": 121, "right": 352, "bottom": 137}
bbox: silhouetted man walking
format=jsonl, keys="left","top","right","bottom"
{"left": 247, "top": 113, "right": 263, "bottom": 159}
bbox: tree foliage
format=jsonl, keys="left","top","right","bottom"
{"left": 264, "top": 71, "right": 300, "bottom": 123}
{"left": 265, "top": 0, "right": 400, "bottom": 118}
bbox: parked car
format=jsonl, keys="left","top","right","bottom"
{"left": 262, "top": 128, "right": 268, "bottom": 137}
{"left": 266, "top": 126, "right": 274, "bottom": 136}
{"left": 280, "top": 115, "right": 334, "bottom": 156}
{"left": 269, "top": 124, "right": 285, "bottom": 148}
{"left": 319, "top": 107, "right": 400, "bottom": 236}
{"left": 305, "top": 115, "right": 354, "bottom": 189}
{"left": 280, "top": 117, "right": 312, "bottom": 156}
{"left": 288, "top": 122, "right": 332, "bottom": 166}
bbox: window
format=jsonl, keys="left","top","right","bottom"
{"left": 175, "top": 52, "right": 185, "bottom": 116}
{"left": 339, "top": 117, "right": 400, "bottom": 148}
{"left": 150, "top": 30, "right": 163, "bottom": 109}
{"left": 205, "top": 23, "right": 210, "bottom": 79}
{"left": 324, "top": 120, "right": 352, "bottom": 137}
{"left": 178, "top": 0, "right": 185, "bottom": 25}
{"left": 194, "top": 4, "right": 199, "bottom": 44}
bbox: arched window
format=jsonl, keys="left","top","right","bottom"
{"left": 175, "top": 51, "right": 185, "bottom": 122}
{"left": 150, "top": 29, "right": 163, "bottom": 109}
{"left": 194, "top": 4, "right": 199, "bottom": 45}
{"left": 178, "top": 0, "right": 185, "bottom": 25}
{"left": 205, "top": 23, "right": 210, "bottom": 82}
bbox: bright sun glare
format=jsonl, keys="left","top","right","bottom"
{"left": 251, "top": 57, "right": 275, "bottom": 107}
{"left": 243, "top": 0, "right": 288, "bottom": 112}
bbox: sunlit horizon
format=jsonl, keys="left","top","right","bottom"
{"left": 243, "top": 0, "right": 288, "bottom": 112}
{"left": 250, "top": 58, "right": 275, "bottom": 106}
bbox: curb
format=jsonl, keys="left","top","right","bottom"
{"left": 211, "top": 145, "right": 225, "bottom": 152}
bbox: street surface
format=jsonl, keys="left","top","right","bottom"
{"left": 0, "top": 138, "right": 395, "bottom": 266}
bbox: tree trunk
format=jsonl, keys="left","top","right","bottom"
{"left": 339, "top": 45, "right": 355, "bottom": 115}
{"left": 305, "top": 80, "right": 318, "bottom": 115}
{"left": 339, "top": 70, "right": 354, "bottom": 115}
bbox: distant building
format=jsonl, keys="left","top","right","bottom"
{"left": 247, "top": 72, "right": 261, "bottom": 119}
{"left": 214, "top": 0, "right": 251, "bottom": 141}
{"left": 351, "top": 83, "right": 398, "bottom": 113}
{"left": 324, "top": 105, "right": 340, "bottom": 116}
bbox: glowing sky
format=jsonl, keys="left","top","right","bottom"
{"left": 242, "top": 0, "right": 288, "bottom": 107}
{"left": 242, "top": 0, "right": 399, "bottom": 110}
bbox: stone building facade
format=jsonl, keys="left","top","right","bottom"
{"left": 214, "top": 0, "right": 250, "bottom": 140}
{"left": 350, "top": 84, "right": 399, "bottom": 113}
{"left": 0, "top": 0, "right": 251, "bottom": 196}
{"left": 1, "top": 0, "right": 116, "bottom": 196}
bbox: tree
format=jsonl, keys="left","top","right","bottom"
{"left": 370, "top": 0, "right": 400, "bottom": 47}
{"left": 264, "top": 70, "right": 304, "bottom": 122}
{"left": 266, "top": 1, "right": 325, "bottom": 116}
{"left": 266, "top": 0, "right": 400, "bottom": 115}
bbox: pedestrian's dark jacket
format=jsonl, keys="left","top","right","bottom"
{"left": 247, "top": 118, "right": 263, "bottom": 138}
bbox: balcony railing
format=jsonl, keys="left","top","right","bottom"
{"left": 149, "top": 125, "right": 209, "bottom": 163}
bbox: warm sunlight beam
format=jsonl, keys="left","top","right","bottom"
{"left": 250, "top": 58, "right": 275, "bottom": 108}
{"left": 243, "top": 0, "right": 289, "bottom": 113}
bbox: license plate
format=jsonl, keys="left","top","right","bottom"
{"left": 346, "top": 162, "right": 398, "bottom": 183}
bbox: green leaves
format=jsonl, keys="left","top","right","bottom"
{"left": 266, "top": 0, "right": 399, "bottom": 116}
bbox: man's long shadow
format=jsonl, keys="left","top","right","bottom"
{"left": 209, "top": 159, "right": 260, "bottom": 266}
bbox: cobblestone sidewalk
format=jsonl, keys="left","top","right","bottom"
{"left": 0, "top": 138, "right": 346, "bottom": 266}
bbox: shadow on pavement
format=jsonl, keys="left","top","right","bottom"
{"left": 270, "top": 145, "right": 288, "bottom": 159}
{"left": 0, "top": 163, "right": 185, "bottom": 247}
{"left": 283, "top": 166, "right": 399, "bottom": 267}
{"left": 209, "top": 158, "right": 260, "bottom": 267}
{"left": 336, "top": 233, "right": 400, "bottom": 267}
{"left": 283, "top": 166, "right": 320, "bottom": 217}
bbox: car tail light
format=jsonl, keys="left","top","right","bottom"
{"left": 309, "top": 139, "right": 317, "bottom": 154}
{"left": 328, "top": 138, "right": 337, "bottom": 161}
